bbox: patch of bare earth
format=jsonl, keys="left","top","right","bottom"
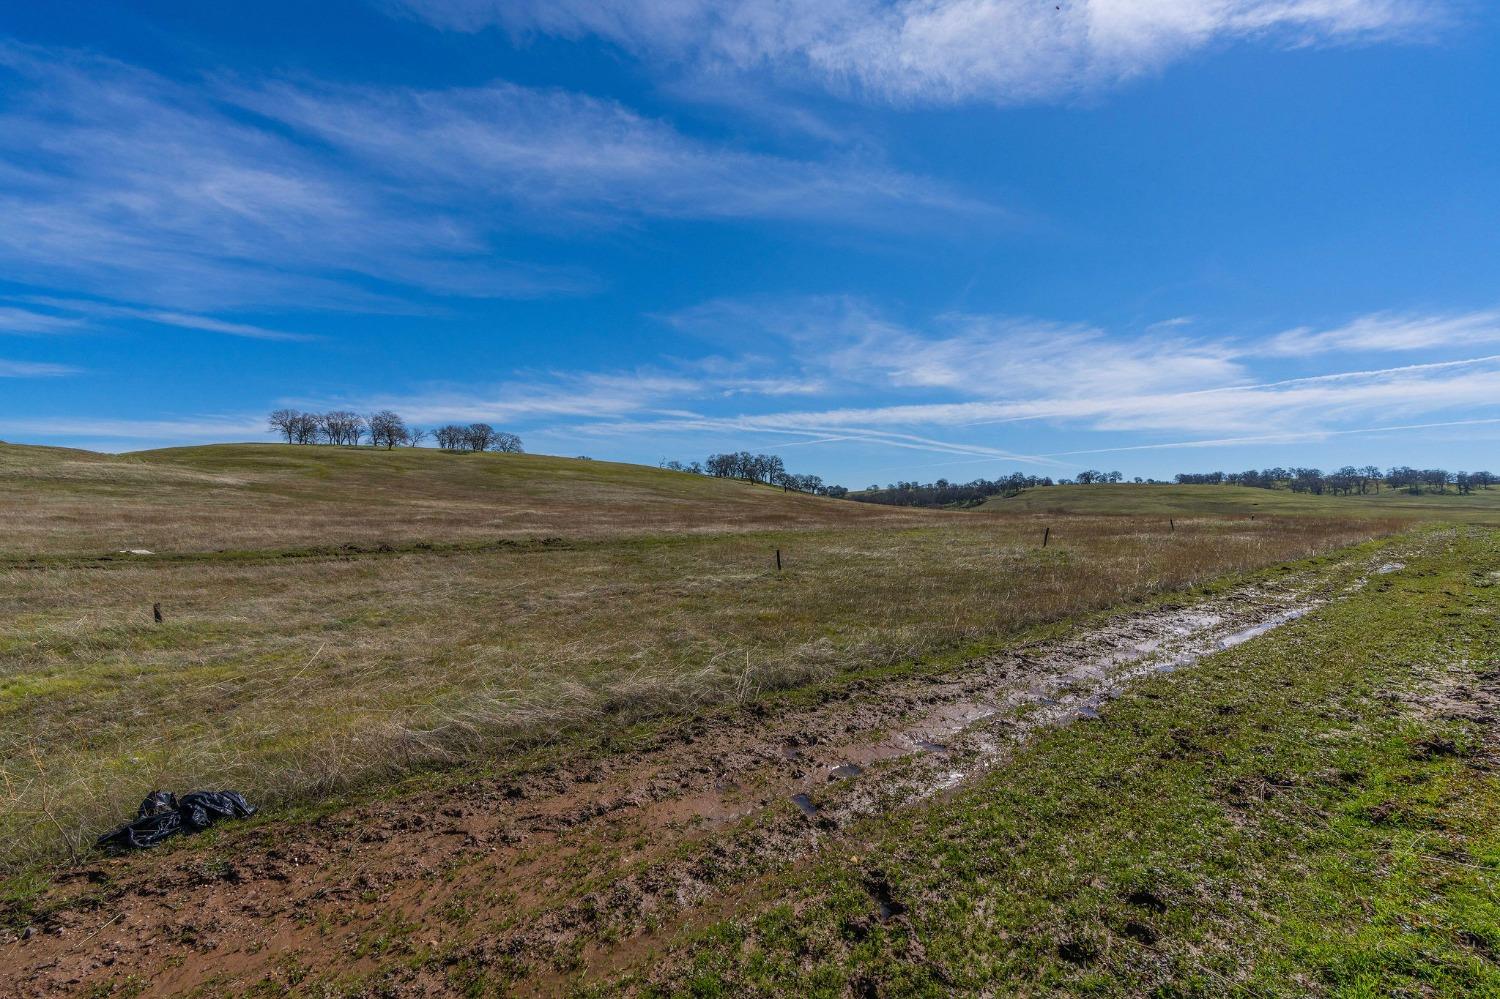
{"left": 1, "top": 554, "right": 1393, "bottom": 997}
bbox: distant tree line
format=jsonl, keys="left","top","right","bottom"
{"left": 1173, "top": 465, "right": 1497, "bottom": 495}
{"left": 660, "top": 452, "right": 849, "bottom": 498}
{"left": 852, "top": 472, "right": 1059, "bottom": 508}
{"left": 268, "top": 409, "right": 522, "bottom": 454}
{"left": 847, "top": 461, "right": 1500, "bottom": 509}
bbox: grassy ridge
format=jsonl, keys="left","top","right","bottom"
{"left": 0, "top": 442, "right": 933, "bottom": 556}
{"left": 652, "top": 527, "right": 1500, "bottom": 996}
{"left": 980, "top": 482, "right": 1500, "bottom": 523}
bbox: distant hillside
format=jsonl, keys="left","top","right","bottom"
{"left": 978, "top": 483, "right": 1500, "bottom": 523}
{"left": 0, "top": 442, "right": 935, "bottom": 556}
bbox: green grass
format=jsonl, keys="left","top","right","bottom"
{"left": 648, "top": 526, "right": 1500, "bottom": 996}
{"left": 981, "top": 483, "right": 1500, "bottom": 523}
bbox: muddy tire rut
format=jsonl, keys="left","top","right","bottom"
{"left": 0, "top": 551, "right": 1397, "bottom": 997}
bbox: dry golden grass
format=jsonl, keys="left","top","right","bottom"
{"left": 1, "top": 441, "right": 1398, "bottom": 872}
{"left": 0, "top": 442, "right": 933, "bottom": 556}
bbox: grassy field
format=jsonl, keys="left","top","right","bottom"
{"left": 7, "top": 442, "right": 1500, "bottom": 997}
{"left": 0, "top": 442, "right": 934, "bottom": 556}
{"left": 0, "top": 444, "right": 1399, "bottom": 873}
{"left": 981, "top": 482, "right": 1500, "bottom": 523}
{"left": 645, "top": 526, "right": 1500, "bottom": 996}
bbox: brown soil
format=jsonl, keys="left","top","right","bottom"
{"left": 0, "top": 554, "right": 1389, "bottom": 997}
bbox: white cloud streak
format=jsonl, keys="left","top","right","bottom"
{"left": 232, "top": 80, "right": 983, "bottom": 227}
{"left": 396, "top": 0, "right": 1445, "bottom": 105}
{"left": 0, "top": 306, "right": 85, "bottom": 335}
{"left": 1043, "top": 417, "right": 1500, "bottom": 457}
{"left": 1263, "top": 309, "right": 1500, "bottom": 356}
{"left": 5, "top": 296, "right": 314, "bottom": 341}
{"left": 0, "top": 358, "right": 79, "bottom": 378}
{"left": 550, "top": 298, "right": 1500, "bottom": 460}
{"left": 0, "top": 416, "right": 263, "bottom": 439}
{"left": 0, "top": 44, "right": 973, "bottom": 313}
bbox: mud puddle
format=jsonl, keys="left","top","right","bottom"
{"left": 1, "top": 553, "right": 1390, "bottom": 997}
{"left": 790, "top": 793, "right": 820, "bottom": 817}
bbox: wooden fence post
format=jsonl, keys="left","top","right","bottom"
{"left": 153, "top": 602, "right": 163, "bottom": 624}
{"left": 775, "top": 549, "right": 782, "bottom": 571}
{"left": 1042, "top": 527, "right": 1050, "bottom": 548}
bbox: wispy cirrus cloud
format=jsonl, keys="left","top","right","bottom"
{"left": 1043, "top": 417, "right": 1500, "bottom": 457}
{"left": 5, "top": 297, "right": 314, "bottom": 341}
{"left": 1263, "top": 309, "right": 1500, "bottom": 356}
{"left": 395, "top": 0, "right": 1447, "bottom": 105}
{"left": 553, "top": 297, "right": 1500, "bottom": 458}
{"left": 0, "top": 358, "right": 79, "bottom": 378}
{"left": 663, "top": 294, "right": 1243, "bottom": 400}
{"left": 231, "top": 80, "right": 984, "bottom": 227}
{"left": 0, "top": 416, "right": 262, "bottom": 439}
{"left": 0, "top": 43, "right": 981, "bottom": 314}
{"left": 0, "top": 306, "right": 84, "bottom": 335}
{"left": 0, "top": 44, "right": 576, "bottom": 310}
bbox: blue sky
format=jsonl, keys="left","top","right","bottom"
{"left": 1, "top": 1, "right": 1497, "bottom": 485}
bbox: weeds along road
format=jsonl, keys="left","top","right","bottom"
{"left": 7, "top": 528, "right": 1484, "bottom": 997}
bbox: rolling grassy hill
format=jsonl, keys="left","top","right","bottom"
{"left": 0, "top": 441, "right": 932, "bottom": 556}
{"left": 979, "top": 482, "right": 1500, "bottom": 523}
{"left": 0, "top": 442, "right": 1396, "bottom": 873}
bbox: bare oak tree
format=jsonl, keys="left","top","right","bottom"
{"left": 320, "top": 411, "right": 365, "bottom": 446}
{"left": 268, "top": 409, "right": 300, "bottom": 443}
{"left": 463, "top": 423, "right": 496, "bottom": 452}
{"left": 366, "top": 410, "right": 408, "bottom": 449}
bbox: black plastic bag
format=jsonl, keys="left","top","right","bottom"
{"left": 96, "top": 790, "right": 256, "bottom": 852}
{"left": 178, "top": 791, "right": 256, "bottom": 831}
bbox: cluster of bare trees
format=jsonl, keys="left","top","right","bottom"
{"left": 432, "top": 424, "right": 523, "bottom": 453}
{"left": 1174, "top": 465, "right": 1497, "bottom": 495}
{"left": 269, "top": 409, "right": 422, "bottom": 449}
{"left": 268, "top": 409, "right": 523, "bottom": 454}
{"left": 1386, "top": 466, "right": 1495, "bottom": 495}
{"left": 661, "top": 452, "right": 847, "bottom": 497}
{"left": 853, "top": 473, "right": 1057, "bottom": 508}
{"left": 268, "top": 409, "right": 323, "bottom": 445}
{"left": 703, "top": 451, "right": 786, "bottom": 483}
